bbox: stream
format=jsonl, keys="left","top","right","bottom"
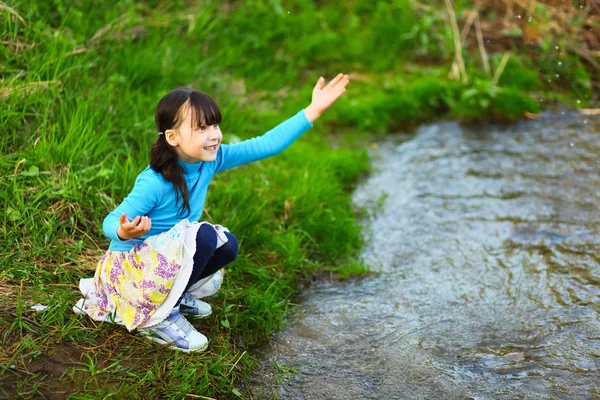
{"left": 257, "top": 111, "right": 600, "bottom": 399}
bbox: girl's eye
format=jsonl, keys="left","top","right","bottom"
{"left": 213, "top": 123, "right": 219, "bottom": 128}
{"left": 199, "top": 125, "right": 206, "bottom": 131}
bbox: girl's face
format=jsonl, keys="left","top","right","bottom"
{"left": 167, "top": 104, "right": 223, "bottom": 163}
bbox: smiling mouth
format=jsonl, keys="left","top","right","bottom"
{"left": 204, "top": 144, "right": 219, "bottom": 151}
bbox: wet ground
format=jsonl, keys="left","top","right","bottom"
{"left": 257, "top": 111, "right": 600, "bottom": 399}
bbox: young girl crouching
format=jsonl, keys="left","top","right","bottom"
{"left": 74, "top": 74, "right": 350, "bottom": 352}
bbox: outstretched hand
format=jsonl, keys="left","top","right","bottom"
{"left": 304, "top": 73, "right": 350, "bottom": 123}
{"left": 117, "top": 212, "right": 152, "bottom": 240}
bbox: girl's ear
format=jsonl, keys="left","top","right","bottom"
{"left": 164, "top": 129, "right": 178, "bottom": 147}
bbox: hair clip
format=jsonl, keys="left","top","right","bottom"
{"left": 158, "top": 131, "right": 164, "bottom": 135}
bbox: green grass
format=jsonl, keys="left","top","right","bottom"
{"left": 0, "top": 0, "right": 597, "bottom": 398}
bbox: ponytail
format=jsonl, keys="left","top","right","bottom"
{"left": 150, "top": 136, "right": 190, "bottom": 217}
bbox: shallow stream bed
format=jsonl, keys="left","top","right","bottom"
{"left": 258, "top": 112, "right": 600, "bottom": 399}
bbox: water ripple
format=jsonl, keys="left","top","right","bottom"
{"left": 256, "top": 114, "right": 600, "bottom": 400}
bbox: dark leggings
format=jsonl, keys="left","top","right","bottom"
{"left": 181, "top": 224, "right": 238, "bottom": 298}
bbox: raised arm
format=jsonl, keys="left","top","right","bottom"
{"left": 214, "top": 110, "right": 312, "bottom": 173}
{"left": 214, "top": 74, "right": 350, "bottom": 173}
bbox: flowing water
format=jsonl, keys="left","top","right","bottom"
{"left": 256, "top": 111, "right": 600, "bottom": 399}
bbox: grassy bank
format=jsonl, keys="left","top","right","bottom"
{"left": 1, "top": 0, "right": 598, "bottom": 398}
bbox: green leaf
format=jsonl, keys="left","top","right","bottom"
{"left": 21, "top": 165, "right": 40, "bottom": 177}
{"left": 462, "top": 88, "right": 478, "bottom": 99}
{"left": 7, "top": 207, "right": 21, "bottom": 222}
{"left": 221, "top": 319, "right": 230, "bottom": 328}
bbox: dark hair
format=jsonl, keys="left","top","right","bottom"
{"left": 150, "top": 87, "right": 222, "bottom": 217}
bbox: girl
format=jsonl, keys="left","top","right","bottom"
{"left": 74, "top": 73, "right": 351, "bottom": 352}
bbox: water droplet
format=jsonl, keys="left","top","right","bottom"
{"left": 558, "top": 61, "right": 562, "bottom": 66}
{"left": 555, "top": 74, "right": 559, "bottom": 78}
{"left": 555, "top": 46, "right": 560, "bottom": 50}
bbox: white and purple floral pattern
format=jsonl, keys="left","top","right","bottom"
{"left": 83, "top": 222, "right": 188, "bottom": 331}
{"left": 74, "top": 220, "right": 229, "bottom": 331}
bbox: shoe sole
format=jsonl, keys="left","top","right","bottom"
{"left": 141, "top": 334, "right": 209, "bottom": 353}
{"left": 180, "top": 311, "right": 212, "bottom": 319}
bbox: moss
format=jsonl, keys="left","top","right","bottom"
{"left": 374, "top": 92, "right": 418, "bottom": 126}
{"left": 492, "top": 88, "right": 540, "bottom": 121}
{"left": 570, "top": 65, "right": 593, "bottom": 101}
{"left": 453, "top": 79, "right": 540, "bottom": 122}
{"left": 406, "top": 78, "right": 456, "bottom": 116}
{"left": 497, "top": 57, "right": 542, "bottom": 91}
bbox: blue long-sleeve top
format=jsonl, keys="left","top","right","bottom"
{"left": 103, "top": 109, "right": 313, "bottom": 251}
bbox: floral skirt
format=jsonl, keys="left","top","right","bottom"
{"left": 73, "top": 219, "right": 228, "bottom": 331}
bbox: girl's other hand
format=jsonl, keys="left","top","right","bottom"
{"left": 117, "top": 213, "right": 152, "bottom": 240}
{"left": 304, "top": 73, "right": 350, "bottom": 123}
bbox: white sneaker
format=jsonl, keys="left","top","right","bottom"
{"left": 138, "top": 308, "right": 208, "bottom": 352}
{"left": 180, "top": 291, "right": 212, "bottom": 318}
